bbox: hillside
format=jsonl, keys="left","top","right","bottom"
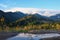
{"left": 0, "top": 10, "right": 27, "bottom": 24}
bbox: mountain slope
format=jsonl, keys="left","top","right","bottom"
{"left": 12, "top": 14, "right": 53, "bottom": 26}
{"left": 0, "top": 10, "right": 27, "bottom": 24}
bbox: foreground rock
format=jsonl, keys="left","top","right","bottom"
{"left": 0, "top": 32, "right": 19, "bottom": 40}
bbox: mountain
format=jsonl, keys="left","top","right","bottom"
{"left": 0, "top": 10, "right": 5, "bottom": 17}
{"left": 0, "top": 10, "right": 27, "bottom": 24}
{"left": 50, "top": 14, "right": 60, "bottom": 22}
{"left": 12, "top": 13, "right": 53, "bottom": 26}
{"left": 0, "top": 9, "right": 60, "bottom": 26}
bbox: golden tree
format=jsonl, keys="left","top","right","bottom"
{"left": 0, "top": 16, "right": 5, "bottom": 31}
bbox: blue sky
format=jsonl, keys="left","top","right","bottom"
{"left": 0, "top": 0, "right": 60, "bottom": 10}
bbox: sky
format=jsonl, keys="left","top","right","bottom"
{"left": 0, "top": 0, "right": 60, "bottom": 10}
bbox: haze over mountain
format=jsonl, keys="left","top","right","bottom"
{"left": 4, "top": 8, "right": 60, "bottom": 17}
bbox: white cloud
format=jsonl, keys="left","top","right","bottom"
{"left": 39, "top": 11, "right": 59, "bottom": 17}
{"left": 5, "top": 7, "right": 41, "bottom": 14}
{"left": 0, "top": 4, "right": 7, "bottom": 8}
{"left": 4, "top": 7, "right": 60, "bottom": 17}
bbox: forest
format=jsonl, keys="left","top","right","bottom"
{"left": 0, "top": 15, "right": 60, "bottom": 32}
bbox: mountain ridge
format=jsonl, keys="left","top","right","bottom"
{"left": 0, "top": 10, "right": 60, "bottom": 25}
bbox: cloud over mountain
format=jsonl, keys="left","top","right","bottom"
{"left": 4, "top": 7, "right": 60, "bottom": 17}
